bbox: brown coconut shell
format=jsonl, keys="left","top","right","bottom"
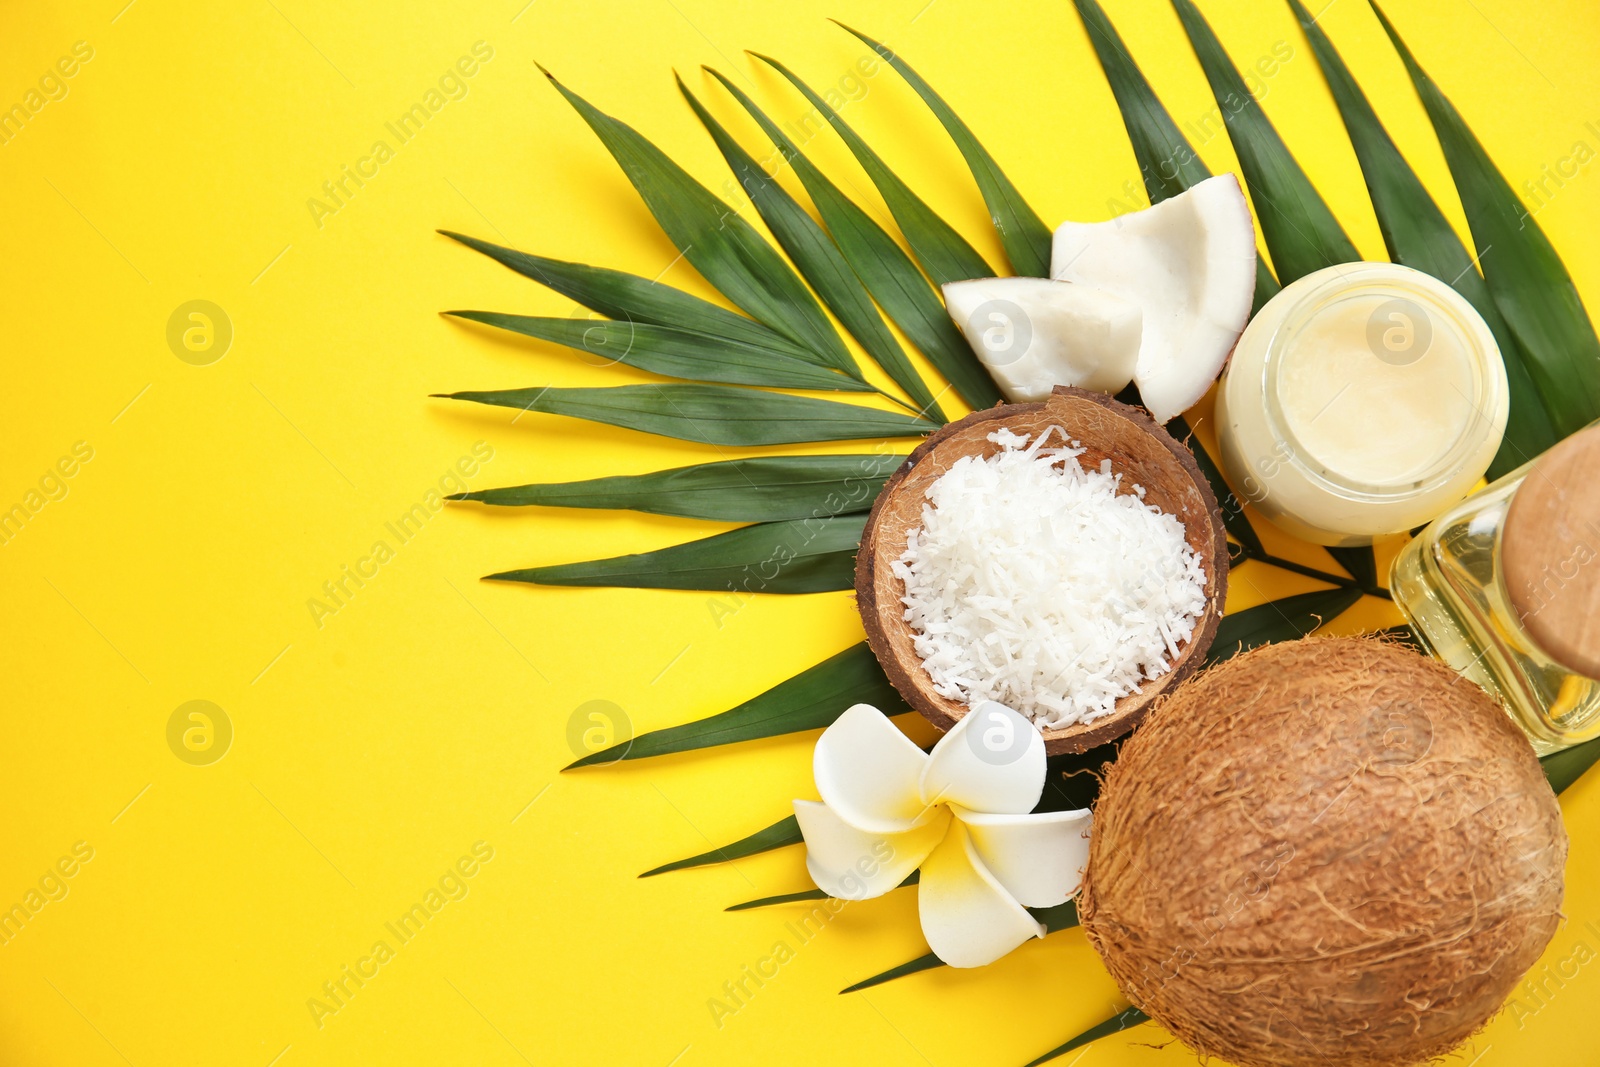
{"left": 855, "top": 386, "right": 1228, "bottom": 754}
{"left": 1080, "top": 636, "right": 1568, "bottom": 1067}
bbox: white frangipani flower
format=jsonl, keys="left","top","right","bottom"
{"left": 793, "top": 701, "right": 1092, "bottom": 968}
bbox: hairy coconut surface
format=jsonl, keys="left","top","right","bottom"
{"left": 1080, "top": 637, "right": 1566, "bottom": 1067}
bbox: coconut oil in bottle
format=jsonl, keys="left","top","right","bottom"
{"left": 1391, "top": 425, "right": 1600, "bottom": 754}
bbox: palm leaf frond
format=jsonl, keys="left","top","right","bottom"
{"left": 435, "top": 384, "right": 937, "bottom": 446}
{"left": 1069, "top": 0, "right": 1281, "bottom": 312}
{"left": 751, "top": 52, "right": 995, "bottom": 290}
{"left": 1373, "top": 5, "right": 1600, "bottom": 439}
{"left": 1167, "top": 413, "right": 1263, "bottom": 560}
{"left": 1286, "top": 0, "right": 1555, "bottom": 478}
{"left": 451, "top": 454, "right": 901, "bottom": 522}
{"left": 841, "top": 951, "right": 946, "bottom": 994}
{"left": 731, "top": 871, "right": 919, "bottom": 912}
{"left": 568, "top": 643, "right": 910, "bottom": 768}
{"left": 834, "top": 22, "right": 1052, "bottom": 277}
{"left": 440, "top": 230, "right": 832, "bottom": 361}
{"left": 445, "top": 310, "right": 874, "bottom": 392}
{"left": 487, "top": 514, "right": 864, "bottom": 593}
{"left": 1171, "top": 413, "right": 1372, "bottom": 590}
{"left": 727, "top": 887, "right": 829, "bottom": 911}
{"left": 676, "top": 74, "right": 943, "bottom": 419}
{"left": 1023, "top": 1007, "right": 1152, "bottom": 1067}
{"left": 707, "top": 67, "right": 1000, "bottom": 410}
{"left": 1326, "top": 543, "right": 1380, "bottom": 595}
{"left": 1169, "top": 0, "right": 1360, "bottom": 284}
{"left": 640, "top": 814, "right": 801, "bottom": 877}
{"left": 1543, "top": 735, "right": 1600, "bottom": 795}
{"left": 1207, "top": 587, "right": 1365, "bottom": 661}
{"left": 842, "top": 899, "right": 1079, "bottom": 993}
{"left": 542, "top": 66, "right": 857, "bottom": 375}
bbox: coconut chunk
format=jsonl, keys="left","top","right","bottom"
{"left": 943, "top": 277, "right": 1143, "bottom": 403}
{"left": 1051, "top": 173, "right": 1257, "bottom": 423}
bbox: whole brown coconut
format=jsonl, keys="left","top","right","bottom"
{"left": 1080, "top": 637, "right": 1567, "bottom": 1067}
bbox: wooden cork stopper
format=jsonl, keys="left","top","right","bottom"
{"left": 1503, "top": 424, "right": 1600, "bottom": 679}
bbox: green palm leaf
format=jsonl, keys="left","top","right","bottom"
{"left": 840, "top": 952, "right": 945, "bottom": 994}
{"left": 706, "top": 67, "right": 1002, "bottom": 410}
{"left": 568, "top": 643, "right": 911, "bottom": 767}
{"left": 1028, "top": 900, "right": 1081, "bottom": 932}
{"left": 1373, "top": 5, "right": 1600, "bottom": 438}
{"left": 486, "top": 514, "right": 864, "bottom": 593}
{"left": 445, "top": 310, "right": 873, "bottom": 393}
{"left": 1207, "top": 587, "right": 1365, "bottom": 661}
{"left": 841, "top": 900, "right": 1079, "bottom": 993}
{"left": 1543, "top": 735, "right": 1600, "bottom": 795}
{"left": 440, "top": 230, "right": 835, "bottom": 364}
{"left": 542, "top": 67, "right": 857, "bottom": 375}
{"left": 1024, "top": 1007, "right": 1151, "bottom": 1067}
{"left": 677, "top": 75, "right": 945, "bottom": 420}
{"left": 834, "top": 22, "right": 1052, "bottom": 277}
{"left": 1168, "top": 0, "right": 1360, "bottom": 284}
{"left": 450, "top": 454, "right": 901, "bottom": 522}
{"left": 727, "top": 887, "right": 828, "bottom": 911}
{"left": 1285, "top": 0, "right": 1554, "bottom": 478}
{"left": 640, "top": 814, "right": 801, "bottom": 877}
{"left": 1069, "top": 0, "right": 1281, "bottom": 312}
{"left": 435, "top": 384, "right": 937, "bottom": 446}
{"left": 750, "top": 52, "right": 994, "bottom": 289}
{"left": 1169, "top": 412, "right": 1361, "bottom": 588}
{"left": 1042, "top": 743, "right": 1124, "bottom": 812}
{"left": 1326, "top": 543, "right": 1380, "bottom": 595}
{"left": 1070, "top": 0, "right": 1211, "bottom": 203}
{"left": 1167, "top": 414, "right": 1263, "bottom": 559}
{"left": 731, "top": 871, "right": 919, "bottom": 912}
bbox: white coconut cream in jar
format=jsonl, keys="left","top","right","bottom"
{"left": 1216, "top": 262, "right": 1508, "bottom": 545}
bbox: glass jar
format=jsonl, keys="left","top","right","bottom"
{"left": 1392, "top": 424, "right": 1600, "bottom": 754}
{"left": 1216, "top": 262, "right": 1508, "bottom": 546}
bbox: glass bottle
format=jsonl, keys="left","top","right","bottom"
{"left": 1391, "top": 424, "right": 1600, "bottom": 754}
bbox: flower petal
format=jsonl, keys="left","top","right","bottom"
{"left": 956, "top": 808, "right": 1092, "bottom": 908}
{"left": 919, "top": 701, "right": 1046, "bottom": 815}
{"left": 917, "top": 819, "right": 1045, "bottom": 967}
{"left": 814, "top": 703, "right": 930, "bottom": 833}
{"left": 793, "top": 799, "right": 950, "bottom": 901}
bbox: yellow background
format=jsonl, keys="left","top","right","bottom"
{"left": 3, "top": 0, "right": 1599, "bottom": 1063}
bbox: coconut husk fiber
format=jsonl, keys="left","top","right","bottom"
{"left": 1079, "top": 636, "right": 1567, "bottom": 1067}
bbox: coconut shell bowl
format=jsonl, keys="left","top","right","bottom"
{"left": 855, "top": 386, "right": 1230, "bottom": 755}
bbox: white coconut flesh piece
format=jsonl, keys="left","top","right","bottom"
{"left": 942, "top": 277, "right": 1143, "bottom": 402}
{"left": 1051, "top": 173, "right": 1257, "bottom": 423}
{"left": 793, "top": 702, "right": 1091, "bottom": 967}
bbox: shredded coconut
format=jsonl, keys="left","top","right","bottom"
{"left": 892, "top": 425, "right": 1207, "bottom": 729}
